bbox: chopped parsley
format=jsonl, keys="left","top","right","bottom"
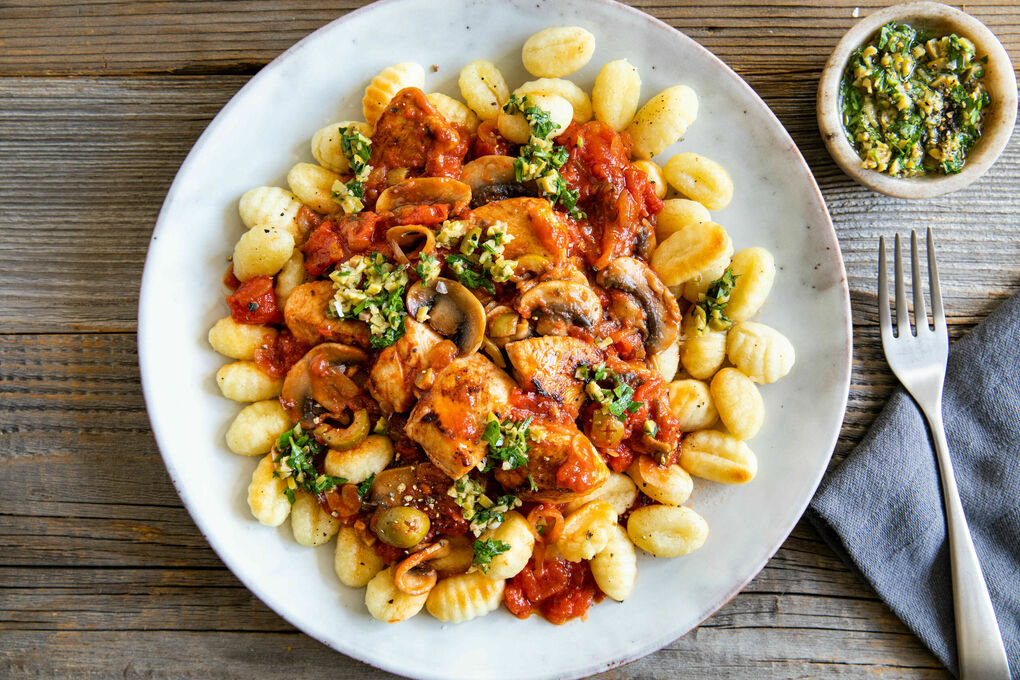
{"left": 502, "top": 95, "right": 585, "bottom": 219}
{"left": 481, "top": 413, "right": 532, "bottom": 471}
{"left": 414, "top": 253, "right": 441, "bottom": 286}
{"left": 447, "top": 478, "right": 521, "bottom": 536}
{"left": 472, "top": 538, "right": 511, "bottom": 571}
{"left": 356, "top": 473, "right": 376, "bottom": 500}
{"left": 273, "top": 425, "right": 346, "bottom": 503}
{"left": 331, "top": 126, "right": 373, "bottom": 213}
{"left": 442, "top": 222, "right": 516, "bottom": 293}
{"left": 328, "top": 252, "right": 409, "bottom": 349}
{"left": 840, "top": 22, "right": 990, "bottom": 177}
{"left": 692, "top": 268, "right": 737, "bottom": 334}
{"left": 575, "top": 362, "right": 644, "bottom": 422}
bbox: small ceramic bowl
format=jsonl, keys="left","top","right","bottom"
{"left": 817, "top": 1, "right": 1017, "bottom": 199}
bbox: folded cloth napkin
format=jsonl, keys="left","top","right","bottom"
{"left": 808, "top": 290, "right": 1020, "bottom": 677}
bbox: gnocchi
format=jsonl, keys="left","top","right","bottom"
{"left": 426, "top": 572, "right": 505, "bottom": 623}
{"left": 365, "top": 566, "right": 429, "bottom": 623}
{"left": 498, "top": 93, "right": 573, "bottom": 144}
{"left": 556, "top": 500, "right": 617, "bottom": 562}
{"left": 655, "top": 198, "right": 712, "bottom": 243}
{"left": 562, "top": 472, "right": 638, "bottom": 516}
{"left": 479, "top": 511, "right": 534, "bottom": 580}
{"left": 590, "top": 524, "right": 637, "bottom": 601}
{"left": 650, "top": 220, "right": 732, "bottom": 286}
{"left": 627, "top": 505, "right": 709, "bottom": 558}
{"left": 725, "top": 247, "right": 776, "bottom": 321}
{"left": 626, "top": 85, "right": 699, "bottom": 159}
{"left": 287, "top": 162, "right": 343, "bottom": 214}
{"left": 680, "top": 430, "right": 758, "bottom": 484}
{"left": 521, "top": 26, "right": 595, "bottom": 78}
{"left": 663, "top": 152, "right": 734, "bottom": 211}
{"left": 238, "top": 186, "right": 303, "bottom": 242}
{"left": 323, "top": 435, "right": 395, "bottom": 483}
{"left": 667, "top": 379, "right": 719, "bottom": 432}
{"left": 592, "top": 59, "right": 641, "bottom": 130}
{"left": 247, "top": 453, "right": 291, "bottom": 527}
{"left": 311, "top": 121, "right": 373, "bottom": 173}
{"left": 225, "top": 399, "right": 291, "bottom": 456}
{"left": 232, "top": 224, "right": 295, "bottom": 282}
{"left": 334, "top": 526, "right": 386, "bottom": 587}
{"left": 208, "top": 316, "right": 276, "bottom": 360}
{"left": 291, "top": 489, "right": 341, "bottom": 546}
{"left": 216, "top": 361, "right": 283, "bottom": 402}
{"left": 626, "top": 456, "right": 694, "bottom": 506}
{"left": 679, "top": 307, "right": 728, "bottom": 380}
{"left": 711, "top": 368, "right": 764, "bottom": 440}
{"left": 274, "top": 251, "right": 307, "bottom": 307}
{"left": 514, "top": 78, "right": 593, "bottom": 123}
{"left": 632, "top": 159, "right": 666, "bottom": 199}
{"left": 426, "top": 93, "right": 480, "bottom": 133}
{"left": 726, "top": 321, "right": 796, "bottom": 384}
{"left": 458, "top": 59, "right": 509, "bottom": 120}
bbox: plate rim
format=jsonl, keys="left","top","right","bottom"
{"left": 138, "top": 1, "right": 853, "bottom": 677}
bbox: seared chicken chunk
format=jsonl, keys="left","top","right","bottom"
{"left": 368, "top": 318, "right": 443, "bottom": 413}
{"left": 405, "top": 353, "right": 517, "bottom": 479}
{"left": 284, "top": 280, "right": 370, "bottom": 347}
{"left": 494, "top": 420, "right": 609, "bottom": 503}
{"left": 470, "top": 197, "right": 571, "bottom": 262}
{"left": 505, "top": 336, "right": 603, "bottom": 415}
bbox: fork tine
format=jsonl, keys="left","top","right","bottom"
{"left": 878, "top": 236, "right": 892, "bottom": 341}
{"left": 911, "top": 230, "right": 928, "bottom": 332}
{"left": 894, "top": 233, "right": 911, "bottom": 336}
{"left": 927, "top": 228, "right": 946, "bottom": 330}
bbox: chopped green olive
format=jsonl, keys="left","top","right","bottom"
{"left": 373, "top": 506, "right": 431, "bottom": 549}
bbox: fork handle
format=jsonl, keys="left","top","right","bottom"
{"left": 923, "top": 405, "right": 1012, "bottom": 679}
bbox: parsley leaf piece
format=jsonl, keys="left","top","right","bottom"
{"left": 472, "top": 538, "right": 511, "bottom": 570}
{"left": 356, "top": 473, "right": 376, "bottom": 500}
{"left": 576, "top": 362, "right": 645, "bottom": 423}
{"left": 445, "top": 254, "right": 495, "bottom": 293}
{"left": 274, "top": 425, "right": 346, "bottom": 501}
{"left": 694, "top": 268, "right": 738, "bottom": 334}
{"left": 482, "top": 414, "right": 531, "bottom": 471}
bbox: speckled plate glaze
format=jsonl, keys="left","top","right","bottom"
{"left": 138, "top": 1, "right": 852, "bottom": 678}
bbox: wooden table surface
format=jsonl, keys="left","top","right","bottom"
{"left": 2, "top": 1, "right": 1018, "bottom": 678}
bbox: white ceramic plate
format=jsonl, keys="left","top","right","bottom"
{"left": 138, "top": 1, "right": 852, "bottom": 678}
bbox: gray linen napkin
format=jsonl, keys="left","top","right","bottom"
{"left": 808, "top": 290, "right": 1020, "bottom": 676}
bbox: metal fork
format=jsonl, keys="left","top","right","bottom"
{"left": 878, "top": 229, "right": 1011, "bottom": 679}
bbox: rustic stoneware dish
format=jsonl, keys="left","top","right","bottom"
{"left": 818, "top": 1, "right": 1018, "bottom": 199}
{"left": 139, "top": 0, "right": 852, "bottom": 678}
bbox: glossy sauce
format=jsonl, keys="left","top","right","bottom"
{"left": 226, "top": 276, "right": 284, "bottom": 325}
{"left": 504, "top": 556, "right": 602, "bottom": 624}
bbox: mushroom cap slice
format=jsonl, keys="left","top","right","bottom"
{"left": 280, "top": 342, "right": 369, "bottom": 422}
{"left": 459, "top": 155, "right": 536, "bottom": 207}
{"left": 375, "top": 177, "right": 472, "bottom": 214}
{"left": 406, "top": 277, "right": 486, "bottom": 356}
{"left": 596, "top": 256, "right": 681, "bottom": 356}
{"left": 517, "top": 279, "right": 603, "bottom": 331}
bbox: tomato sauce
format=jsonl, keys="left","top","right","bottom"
{"left": 226, "top": 276, "right": 284, "bottom": 325}
{"left": 222, "top": 265, "right": 241, "bottom": 291}
{"left": 366, "top": 88, "right": 471, "bottom": 205}
{"left": 504, "top": 556, "right": 602, "bottom": 624}
{"left": 507, "top": 389, "right": 574, "bottom": 426}
{"left": 557, "top": 121, "right": 664, "bottom": 267}
{"left": 389, "top": 202, "right": 449, "bottom": 227}
{"left": 254, "top": 329, "right": 310, "bottom": 379}
{"left": 472, "top": 119, "right": 513, "bottom": 158}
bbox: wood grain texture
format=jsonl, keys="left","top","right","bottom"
{"left": 2, "top": 1, "right": 1019, "bottom": 678}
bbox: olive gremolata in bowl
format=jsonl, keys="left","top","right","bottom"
{"left": 817, "top": 1, "right": 1017, "bottom": 199}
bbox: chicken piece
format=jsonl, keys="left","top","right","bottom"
{"left": 405, "top": 354, "right": 517, "bottom": 479}
{"left": 505, "top": 336, "right": 603, "bottom": 416}
{"left": 470, "top": 197, "right": 571, "bottom": 261}
{"left": 367, "top": 318, "right": 443, "bottom": 413}
{"left": 494, "top": 420, "right": 609, "bottom": 503}
{"left": 284, "top": 280, "right": 370, "bottom": 347}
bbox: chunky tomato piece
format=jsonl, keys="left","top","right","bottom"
{"left": 226, "top": 276, "right": 283, "bottom": 325}
{"left": 296, "top": 205, "right": 325, "bottom": 241}
{"left": 504, "top": 556, "right": 601, "bottom": 624}
{"left": 254, "top": 329, "right": 310, "bottom": 379}
{"left": 302, "top": 221, "right": 347, "bottom": 277}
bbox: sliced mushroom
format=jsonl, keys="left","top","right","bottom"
{"left": 406, "top": 277, "right": 486, "bottom": 356}
{"left": 376, "top": 177, "right": 472, "bottom": 213}
{"left": 596, "top": 257, "right": 681, "bottom": 356}
{"left": 386, "top": 224, "right": 435, "bottom": 264}
{"left": 281, "top": 342, "right": 368, "bottom": 422}
{"left": 459, "top": 155, "right": 536, "bottom": 208}
{"left": 517, "top": 279, "right": 603, "bottom": 335}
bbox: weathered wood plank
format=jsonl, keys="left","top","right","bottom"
{"left": 0, "top": 1, "right": 1016, "bottom": 76}
{"left": 1, "top": 77, "right": 1018, "bottom": 333}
